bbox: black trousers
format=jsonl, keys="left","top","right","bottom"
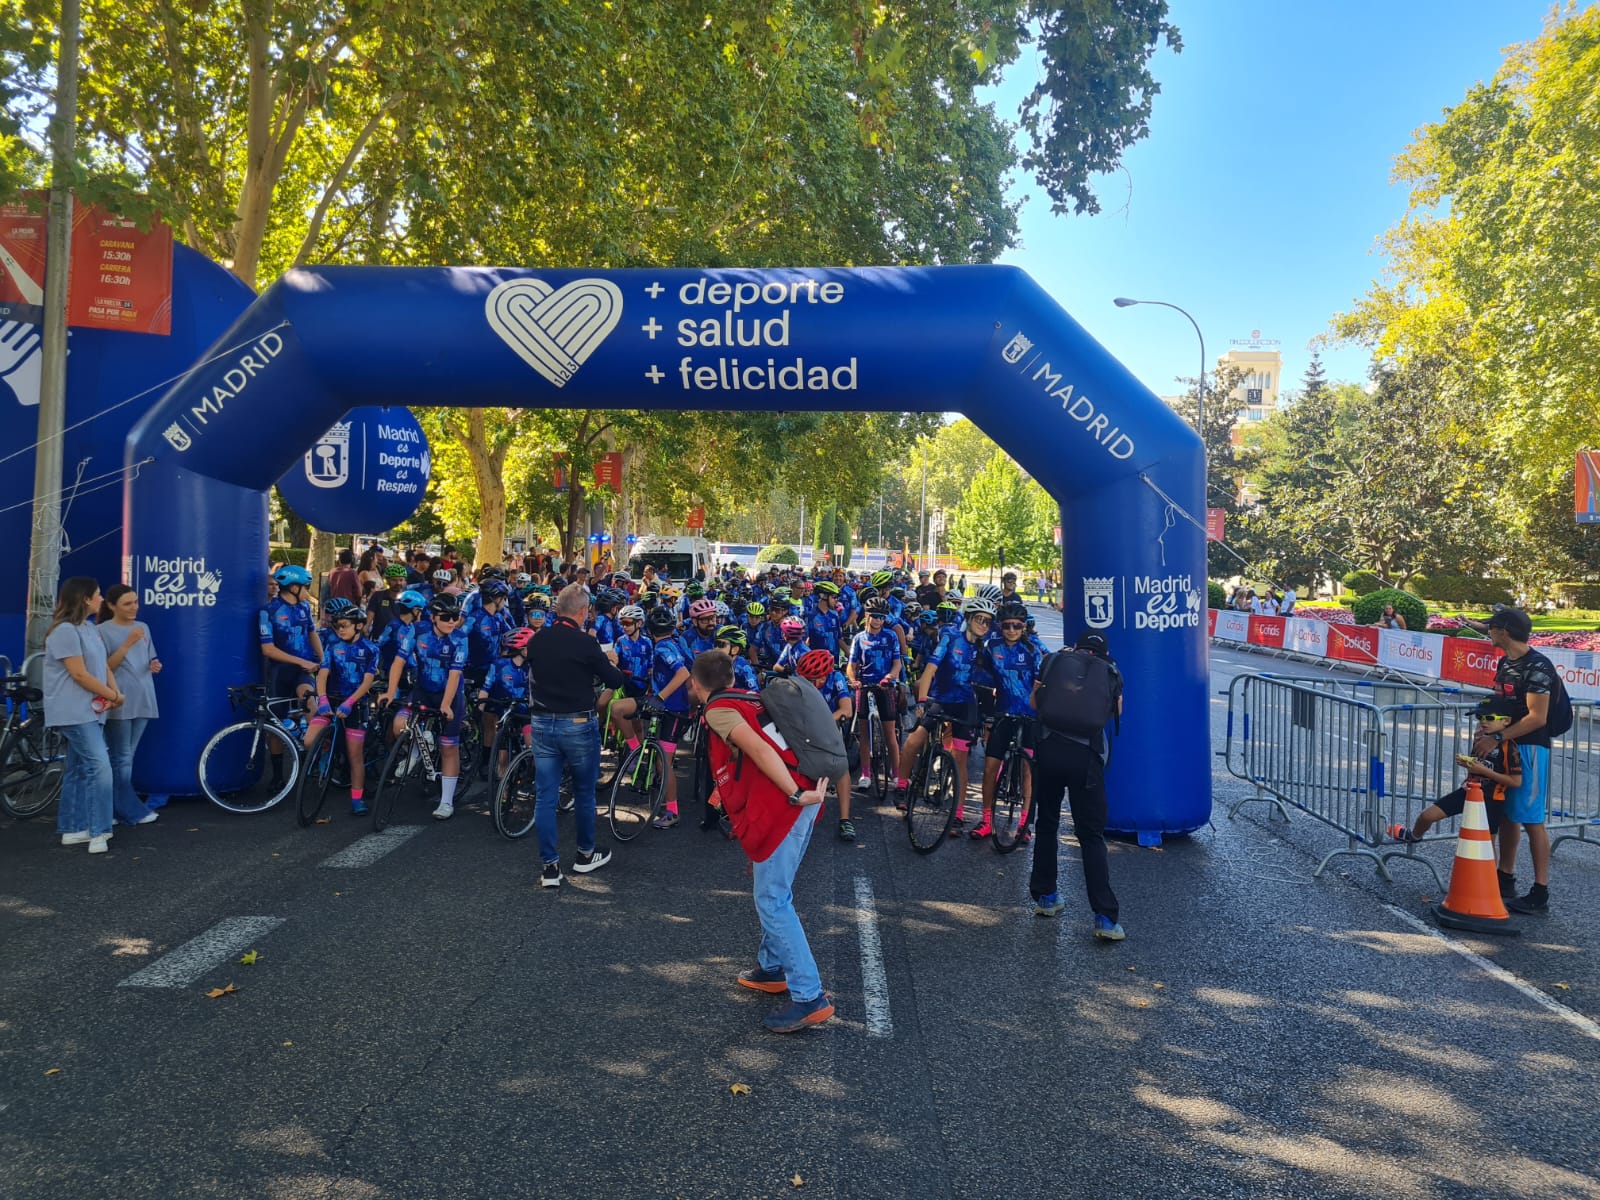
{"left": 1029, "top": 734, "right": 1119, "bottom": 922}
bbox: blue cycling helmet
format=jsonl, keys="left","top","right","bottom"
{"left": 479, "top": 579, "right": 510, "bottom": 600}
{"left": 397, "top": 589, "right": 428, "bottom": 612}
{"left": 325, "top": 598, "right": 355, "bottom": 619}
{"left": 272, "top": 564, "right": 313, "bottom": 587}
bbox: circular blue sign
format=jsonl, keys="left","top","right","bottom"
{"left": 276, "top": 406, "right": 430, "bottom": 533}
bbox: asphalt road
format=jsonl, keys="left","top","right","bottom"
{"left": 3, "top": 612, "right": 1597, "bottom": 1200}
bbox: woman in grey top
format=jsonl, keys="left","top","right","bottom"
{"left": 44, "top": 577, "right": 123, "bottom": 853}
{"left": 97, "top": 584, "right": 161, "bottom": 826}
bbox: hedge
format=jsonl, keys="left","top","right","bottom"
{"left": 1352, "top": 588, "right": 1428, "bottom": 631}
{"left": 1207, "top": 581, "right": 1226, "bottom": 609}
{"left": 1553, "top": 581, "right": 1600, "bottom": 609}
{"left": 755, "top": 543, "right": 799, "bottom": 565}
{"left": 1405, "top": 573, "right": 1513, "bottom": 607}
{"left": 269, "top": 544, "right": 309, "bottom": 567}
{"left": 1341, "top": 570, "right": 1385, "bottom": 596}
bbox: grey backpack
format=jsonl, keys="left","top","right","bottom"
{"left": 759, "top": 675, "right": 849, "bottom": 783}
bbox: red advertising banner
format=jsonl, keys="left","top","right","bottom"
{"left": 1577, "top": 452, "right": 1600, "bottom": 525}
{"left": 1205, "top": 508, "right": 1225, "bottom": 542}
{"left": 593, "top": 450, "right": 623, "bottom": 490}
{"left": 1207, "top": 608, "right": 1218, "bottom": 637}
{"left": 1327, "top": 624, "right": 1379, "bottom": 665}
{"left": 1440, "top": 637, "right": 1502, "bottom": 689}
{"left": 685, "top": 505, "right": 705, "bottom": 530}
{"left": 0, "top": 192, "right": 173, "bottom": 334}
{"left": 552, "top": 453, "right": 568, "bottom": 492}
{"left": 1247, "top": 615, "right": 1286, "bottom": 649}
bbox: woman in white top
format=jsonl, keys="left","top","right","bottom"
{"left": 43, "top": 577, "right": 122, "bottom": 853}
{"left": 97, "top": 584, "right": 161, "bottom": 826}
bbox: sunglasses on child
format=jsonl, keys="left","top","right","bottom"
{"left": 999, "top": 621, "right": 1026, "bottom": 631}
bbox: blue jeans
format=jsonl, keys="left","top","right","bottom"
{"left": 531, "top": 712, "right": 600, "bottom": 865}
{"left": 752, "top": 811, "right": 824, "bottom": 1003}
{"left": 55, "top": 721, "right": 114, "bottom": 838}
{"left": 104, "top": 717, "right": 154, "bottom": 824}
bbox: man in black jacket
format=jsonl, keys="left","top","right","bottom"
{"left": 524, "top": 584, "right": 627, "bottom": 889}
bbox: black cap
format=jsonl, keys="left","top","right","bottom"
{"left": 1473, "top": 696, "right": 1527, "bottom": 722}
{"left": 1486, "top": 608, "right": 1533, "bottom": 640}
{"left": 1075, "top": 631, "right": 1109, "bottom": 656}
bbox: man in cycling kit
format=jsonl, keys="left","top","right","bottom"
{"left": 901, "top": 595, "right": 995, "bottom": 820}
{"left": 684, "top": 597, "right": 721, "bottom": 656}
{"left": 846, "top": 597, "right": 904, "bottom": 797}
{"left": 807, "top": 582, "right": 844, "bottom": 658}
{"left": 385, "top": 593, "right": 469, "bottom": 820}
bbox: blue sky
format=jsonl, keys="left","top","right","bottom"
{"left": 985, "top": 0, "right": 1582, "bottom": 399}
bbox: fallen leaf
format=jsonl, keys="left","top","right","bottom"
{"left": 729, "top": 1083, "right": 752, "bottom": 1096}
{"left": 281, "top": 1041, "right": 293, "bottom": 1047}
{"left": 205, "top": 983, "right": 239, "bottom": 999}
{"left": 1134, "top": 1000, "right": 1149, "bottom": 1008}
{"left": 791, "top": 1175, "right": 805, "bottom": 1188}
{"left": 315, "top": 817, "right": 332, "bottom": 825}
{"left": 1421, "top": 895, "right": 1433, "bottom": 903}
{"left": 1126, "top": 966, "right": 1137, "bottom": 973}
{"left": 1152, "top": 982, "right": 1165, "bottom": 990}
{"left": 187, "top": 827, "right": 200, "bottom": 832}
{"left": 271, "top": 853, "right": 280, "bottom": 858}
{"left": 333, "top": 891, "right": 342, "bottom": 897}
{"left": 44, "top": 1068, "right": 60, "bottom": 1076}
{"left": 1554, "top": 982, "right": 1571, "bottom": 990}
{"left": 239, "top": 950, "right": 259, "bottom": 966}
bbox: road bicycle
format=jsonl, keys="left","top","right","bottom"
{"left": 0, "top": 666, "right": 65, "bottom": 820}
{"left": 988, "top": 715, "right": 1035, "bottom": 855}
{"left": 295, "top": 700, "right": 389, "bottom": 826}
{"left": 853, "top": 682, "right": 898, "bottom": 803}
{"left": 903, "top": 703, "right": 961, "bottom": 854}
{"left": 197, "top": 684, "right": 306, "bottom": 813}
{"left": 607, "top": 702, "right": 677, "bottom": 842}
{"left": 370, "top": 702, "right": 481, "bottom": 831}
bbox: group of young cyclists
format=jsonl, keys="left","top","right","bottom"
{"left": 258, "top": 557, "right": 1050, "bottom": 845}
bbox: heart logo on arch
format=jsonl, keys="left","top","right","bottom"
{"left": 486, "top": 277, "right": 624, "bottom": 388}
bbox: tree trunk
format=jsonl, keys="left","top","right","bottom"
{"left": 454, "top": 411, "right": 507, "bottom": 571}
{"left": 306, "top": 527, "right": 339, "bottom": 608}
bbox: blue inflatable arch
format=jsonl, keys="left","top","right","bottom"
{"left": 124, "top": 265, "right": 1209, "bottom": 835}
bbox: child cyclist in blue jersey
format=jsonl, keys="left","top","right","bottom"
{"left": 807, "top": 582, "right": 844, "bottom": 658}
{"left": 478, "top": 626, "right": 535, "bottom": 776}
{"left": 773, "top": 616, "right": 810, "bottom": 674}
{"left": 795, "top": 648, "right": 858, "bottom": 840}
{"left": 901, "top": 595, "right": 996, "bottom": 820}
{"left": 464, "top": 579, "right": 514, "bottom": 766}
{"left": 609, "top": 603, "right": 652, "bottom": 745}
{"left": 385, "top": 593, "right": 470, "bottom": 820}
{"left": 846, "top": 597, "right": 904, "bottom": 798}
{"left": 259, "top": 564, "right": 322, "bottom": 788}
{"left": 970, "top": 602, "right": 1042, "bottom": 840}
{"left": 607, "top": 605, "right": 694, "bottom": 828}
{"left": 306, "top": 605, "right": 379, "bottom": 815}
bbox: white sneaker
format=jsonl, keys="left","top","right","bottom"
{"left": 857, "top": 775, "right": 872, "bottom": 789}
{"left": 88, "top": 836, "right": 110, "bottom": 854}
{"left": 61, "top": 830, "right": 91, "bottom": 846}
{"left": 432, "top": 800, "right": 455, "bottom": 820}
{"left": 136, "top": 811, "right": 159, "bottom": 825}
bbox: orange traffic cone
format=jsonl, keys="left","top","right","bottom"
{"left": 1432, "top": 779, "right": 1519, "bottom": 937}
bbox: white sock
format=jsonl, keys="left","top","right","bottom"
{"left": 440, "top": 775, "right": 458, "bottom": 806}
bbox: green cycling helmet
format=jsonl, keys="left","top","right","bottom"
{"left": 745, "top": 601, "right": 766, "bottom": 618}
{"left": 714, "top": 624, "right": 748, "bottom": 648}
{"left": 871, "top": 570, "right": 893, "bottom": 588}
{"left": 384, "top": 563, "right": 409, "bottom": 579}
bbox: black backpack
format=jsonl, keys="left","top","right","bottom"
{"left": 1545, "top": 673, "right": 1574, "bottom": 739}
{"left": 1034, "top": 650, "right": 1120, "bottom": 739}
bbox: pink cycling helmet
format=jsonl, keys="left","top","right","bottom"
{"left": 689, "top": 598, "right": 718, "bottom": 620}
{"left": 780, "top": 616, "right": 805, "bottom": 638}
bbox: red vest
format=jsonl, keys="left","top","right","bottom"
{"left": 705, "top": 690, "right": 816, "bottom": 863}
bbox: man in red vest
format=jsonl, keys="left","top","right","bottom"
{"left": 689, "top": 651, "right": 834, "bottom": 1033}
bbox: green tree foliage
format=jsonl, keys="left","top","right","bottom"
{"left": 897, "top": 419, "right": 1002, "bottom": 517}
{"left": 1331, "top": 8, "right": 1600, "bottom": 574}
{"left": 947, "top": 450, "right": 1054, "bottom": 570}
{"left": 755, "top": 543, "right": 799, "bottom": 566}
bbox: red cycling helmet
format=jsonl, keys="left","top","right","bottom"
{"left": 796, "top": 649, "right": 835, "bottom": 682}
{"left": 502, "top": 627, "right": 537, "bottom": 653}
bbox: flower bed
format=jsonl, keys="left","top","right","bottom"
{"left": 1530, "top": 630, "right": 1600, "bottom": 652}
{"left": 1290, "top": 605, "right": 1355, "bottom": 625}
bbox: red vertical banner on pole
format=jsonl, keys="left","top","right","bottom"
{"left": 1577, "top": 452, "right": 1600, "bottom": 524}
{"left": 686, "top": 505, "right": 705, "bottom": 530}
{"left": 1205, "top": 508, "right": 1225, "bottom": 542}
{"left": 67, "top": 206, "right": 173, "bottom": 334}
{"left": 552, "top": 453, "right": 568, "bottom": 492}
{"left": 593, "top": 451, "right": 623, "bottom": 490}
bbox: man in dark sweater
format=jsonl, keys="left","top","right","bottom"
{"left": 524, "top": 583, "right": 627, "bottom": 888}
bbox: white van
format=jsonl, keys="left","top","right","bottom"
{"left": 626, "top": 535, "right": 714, "bottom": 584}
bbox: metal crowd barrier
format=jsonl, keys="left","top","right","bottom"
{"left": 1224, "top": 672, "right": 1599, "bottom": 887}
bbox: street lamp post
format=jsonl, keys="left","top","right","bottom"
{"left": 1113, "top": 297, "right": 1207, "bottom": 443}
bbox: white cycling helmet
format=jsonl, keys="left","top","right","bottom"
{"left": 975, "top": 583, "right": 1004, "bottom": 603}
{"left": 962, "top": 595, "right": 997, "bottom": 617}
{"left": 432, "top": 568, "right": 454, "bottom": 584}
{"left": 617, "top": 604, "right": 645, "bottom": 623}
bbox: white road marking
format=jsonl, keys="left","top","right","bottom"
{"left": 118, "top": 916, "right": 285, "bottom": 989}
{"left": 320, "top": 825, "right": 425, "bottom": 869}
{"left": 1384, "top": 904, "right": 1600, "bottom": 1044}
{"left": 853, "top": 875, "right": 893, "bottom": 1038}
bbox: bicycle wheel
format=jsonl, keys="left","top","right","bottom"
{"left": 295, "top": 722, "right": 341, "bottom": 826}
{"left": 0, "top": 717, "right": 66, "bottom": 819}
{"left": 371, "top": 728, "right": 424, "bottom": 831}
{"left": 608, "top": 743, "right": 663, "bottom": 842}
{"left": 869, "top": 706, "right": 890, "bottom": 803}
{"left": 488, "top": 716, "right": 522, "bottom": 792}
{"left": 453, "top": 719, "right": 481, "bottom": 804}
{"left": 494, "top": 748, "right": 539, "bottom": 840}
{"left": 907, "top": 748, "right": 958, "bottom": 854}
{"left": 991, "top": 746, "right": 1027, "bottom": 854}
{"left": 198, "top": 719, "right": 299, "bottom": 813}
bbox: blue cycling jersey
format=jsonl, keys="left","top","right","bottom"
{"left": 466, "top": 605, "right": 512, "bottom": 670}
{"left": 481, "top": 654, "right": 529, "bottom": 705}
{"left": 320, "top": 635, "right": 378, "bottom": 700}
{"left": 593, "top": 613, "right": 622, "bottom": 646}
{"left": 259, "top": 596, "right": 316, "bottom": 660}
{"left": 650, "top": 636, "right": 693, "bottom": 713}
{"left": 399, "top": 623, "right": 469, "bottom": 694}
{"left": 731, "top": 656, "right": 759, "bottom": 691}
{"left": 985, "top": 637, "right": 1042, "bottom": 717}
{"left": 848, "top": 627, "right": 901, "bottom": 686}
{"left": 684, "top": 628, "right": 718, "bottom": 657}
{"left": 774, "top": 638, "right": 810, "bottom": 674}
{"left": 616, "top": 631, "right": 653, "bottom": 688}
{"left": 753, "top": 621, "right": 787, "bottom": 669}
{"left": 923, "top": 626, "right": 983, "bottom": 706}
{"left": 816, "top": 669, "right": 851, "bottom": 713}
{"left": 807, "top": 607, "right": 843, "bottom": 656}
{"left": 375, "top": 617, "right": 414, "bottom": 679}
